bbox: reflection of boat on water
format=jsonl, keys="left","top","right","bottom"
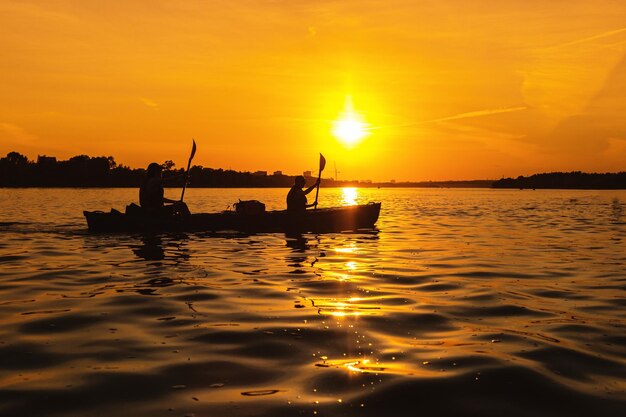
{"left": 133, "top": 235, "right": 165, "bottom": 260}
{"left": 84, "top": 203, "right": 381, "bottom": 233}
{"left": 131, "top": 233, "right": 191, "bottom": 265}
{"left": 285, "top": 233, "right": 311, "bottom": 252}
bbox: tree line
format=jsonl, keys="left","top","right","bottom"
{"left": 492, "top": 171, "right": 626, "bottom": 189}
{"left": 0, "top": 151, "right": 302, "bottom": 188}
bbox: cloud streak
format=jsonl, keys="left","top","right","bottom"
{"left": 138, "top": 97, "right": 159, "bottom": 110}
{"left": 418, "top": 106, "right": 528, "bottom": 125}
{"left": 0, "top": 122, "right": 38, "bottom": 144}
{"left": 366, "top": 106, "right": 529, "bottom": 132}
{"left": 546, "top": 27, "right": 626, "bottom": 49}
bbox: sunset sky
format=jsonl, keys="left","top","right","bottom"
{"left": 1, "top": 1, "right": 625, "bottom": 181}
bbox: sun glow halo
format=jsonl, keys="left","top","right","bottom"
{"left": 332, "top": 97, "right": 369, "bottom": 147}
{"left": 332, "top": 118, "right": 368, "bottom": 146}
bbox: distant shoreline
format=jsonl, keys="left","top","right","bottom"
{"left": 2, "top": 151, "right": 625, "bottom": 189}
{"left": 4, "top": 183, "right": 626, "bottom": 190}
{"left": 0, "top": 181, "right": 497, "bottom": 189}
{"left": 493, "top": 172, "right": 626, "bottom": 190}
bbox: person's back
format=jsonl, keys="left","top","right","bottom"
{"left": 138, "top": 162, "right": 191, "bottom": 216}
{"left": 286, "top": 184, "right": 307, "bottom": 212}
{"left": 286, "top": 175, "right": 320, "bottom": 212}
{"left": 139, "top": 176, "right": 164, "bottom": 209}
{"left": 139, "top": 163, "right": 165, "bottom": 211}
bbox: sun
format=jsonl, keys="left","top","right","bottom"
{"left": 333, "top": 118, "right": 368, "bottom": 146}
{"left": 332, "top": 97, "right": 370, "bottom": 147}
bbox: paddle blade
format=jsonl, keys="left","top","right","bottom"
{"left": 319, "top": 153, "right": 326, "bottom": 173}
{"left": 189, "top": 139, "right": 197, "bottom": 163}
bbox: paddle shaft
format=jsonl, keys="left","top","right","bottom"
{"left": 313, "top": 153, "right": 325, "bottom": 209}
{"left": 180, "top": 139, "right": 196, "bottom": 202}
{"left": 313, "top": 174, "right": 321, "bottom": 209}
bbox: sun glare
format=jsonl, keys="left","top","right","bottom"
{"left": 332, "top": 97, "right": 370, "bottom": 147}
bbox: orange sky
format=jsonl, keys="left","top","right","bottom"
{"left": 1, "top": 1, "right": 625, "bottom": 181}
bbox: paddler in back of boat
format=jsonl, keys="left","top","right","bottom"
{"left": 139, "top": 162, "right": 191, "bottom": 216}
{"left": 286, "top": 175, "right": 320, "bottom": 212}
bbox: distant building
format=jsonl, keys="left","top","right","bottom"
{"left": 390, "top": 179, "right": 396, "bottom": 184}
{"left": 303, "top": 170, "right": 312, "bottom": 177}
{"left": 37, "top": 155, "right": 57, "bottom": 165}
{"left": 253, "top": 170, "right": 267, "bottom": 176}
{"left": 273, "top": 170, "right": 283, "bottom": 176}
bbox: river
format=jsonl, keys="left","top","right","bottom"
{"left": 1, "top": 187, "right": 625, "bottom": 416}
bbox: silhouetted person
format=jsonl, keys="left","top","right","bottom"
{"left": 140, "top": 162, "right": 190, "bottom": 216}
{"left": 286, "top": 175, "right": 320, "bottom": 212}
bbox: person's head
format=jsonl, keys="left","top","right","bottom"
{"left": 294, "top": 175, "right": 306, "bottom": 188}
{"left": 146, "top": 162, "right": 163, "bottom": 178}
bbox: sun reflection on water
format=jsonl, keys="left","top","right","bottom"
{"left": 311, "top": 297, "right": 381, "bottom": 317}
{"left": 317, "top": 357, "right": 434, "bottom": 376}
{"left": 342, "top": 187, "right": 358, "bottom": 205}
{"left": 334, "top": 246, "right": 356, "bottom": 254}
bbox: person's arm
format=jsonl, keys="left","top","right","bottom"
{"left": 303, "top": 178, "right": 321, "bottom": 195}
{"left": 163, "top": 197, "right": 179, "bottom": 204}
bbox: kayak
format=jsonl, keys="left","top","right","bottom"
{"left": 83, "top": 202, "right": 381, "bottom": 233}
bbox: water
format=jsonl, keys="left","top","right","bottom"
{"left": 1, "top": 188, "right": 625, "bottom": 416}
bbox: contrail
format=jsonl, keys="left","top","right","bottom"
{"left": 415, "top": 106, "right": 528, "bottom": 125}
{"left": 546, "top": 27, "right": 626, "bottom": 49}
{"left": 362, "top": 106, "right": 528, "bottom": 131}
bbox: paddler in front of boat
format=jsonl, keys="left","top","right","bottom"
{"left": 286, "top": 175, "right": 320, "bottom": 212}
{"left": 139, "top": 162, "right": 191, "bottom": 216}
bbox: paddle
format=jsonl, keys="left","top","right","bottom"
{"left": 180, "top": 139, "right": 197, "bottom": 202}
{"left": 313, "top": 153, "right": 326, "bottom": 209}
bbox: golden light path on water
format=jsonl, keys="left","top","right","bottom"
{"left": 310, "top": 187, "right": 405, "bottom": 378}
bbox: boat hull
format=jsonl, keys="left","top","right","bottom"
{"left": 83, "top": 203, "right": 381, "bottom": 233}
